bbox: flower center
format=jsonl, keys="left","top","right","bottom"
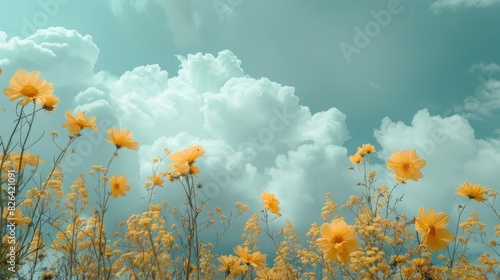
{"left": 113, "top": 183, "right": 120, "bottom": 190}
{"left": 428, "top": 226, "right": 436, "bottom": 236}
{"left": 20, "top": 85, "right": 39, "bottom": 97}
{"left": 402, "top": 162, "right": 410, "bottom": 170}
{"left": 333, "top": 236, "right": 344, "bottom": 244}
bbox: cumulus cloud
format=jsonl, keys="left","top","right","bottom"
{"left": 430, "top": 0, "right": 500, "bottom": 13}
{"left": 68, "top": 48, "right": 353, "bottom": 232}
{"left": 0, "top": 27, "right": 99, "bottom": 86}
{"left": 469, "top": 63, "right": 500, "bottom": 75}
{"left": 454, "top": 77, "right": 500, "bottom": 120}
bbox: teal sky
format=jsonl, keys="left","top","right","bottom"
{"left": 2, "top": 0, "right": 499, "bottom": 143}
{"left": 1, "top": 0, "right": 500, "bottom": 266}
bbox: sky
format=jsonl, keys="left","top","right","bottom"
{"left": 1, "top": 0, "right": 500, "bottom": 262}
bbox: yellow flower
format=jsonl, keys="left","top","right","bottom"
{"left": 357, "top": 143, "right": 376, "bottom": 156}
{"left": 106, "top": 127, "right": 139, "bottom": 150}
{"left": 2, "top": 207, "right": 32, "bottom": 229}
{"left": 62, "top": 110, "right": 98, "bottom": 135}
{"left": 109, "top": 175, "right": 131, "bottom": 198}
{"left": 256, "top": 268, "right": 279, "bottom": 280}
{"left": 40, "top": 270, "right": 55, "bottom": 279}
{"left": 349, "top": 153, "right": 362, "bottom": 164}
{"left": 456, "top": 182, "right": 487, "bottom": 202}
{"left": 3, "top": 69, "right": 54, "bottom": 105}
{"left": 37, "top": 94, "right": 60, "bottom": 112}
{"left": 168, "top": 145, "right": 205, "bottom": 176}
{"left": 234, "top": 246, "right": 266, "bottom": 267}
{"left": 316, "top": 218, "right": 359, "bottom": 265}
{"left": 8, "top": 151, "right": 44, "bottom": 171}
{"left": 261, "top": 192, "right": 281, "bottom": 215}
{"left": 386, "top": 149, "right": 426, "bottom": 182}
{"left": 218, "top": 254, "right": 248, "bottom": 276}
{"left": 152, "top": 175, "right": 164, "bottom": 187}
{"left": 414, "top": 206, "right": 454, "bottom": 252}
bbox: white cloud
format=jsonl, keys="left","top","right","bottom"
{"left": 68, "top": 48, "right": 352, "bottom": 232}
{"left": 0, "top": 27, "right": 99, "bottom": 86}
{"left": 454, "top": 78, "right": 500, "bottom": 120}
{"left": 469, "top": 63, "right": 500, "bottom": 75}
{"left": 430, "top": 0, "right": 500, "bottom": 12}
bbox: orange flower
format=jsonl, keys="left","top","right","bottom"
{"left": 3, "top": 69, "right": 54, "bottom": 105}
{"left": 256, "top": 268, "right": 279, "bottom": 279}
{"left": 386, "top": 149, "right": 426, "bottom": 182}
{"left": 456, "top": 182, "right": 487, "bottom": 202}
{"left": 168, "top": 145, "right": 205, "bottom": 176}
{"left": 62, "top": 110, "right": 98, "bottom": 135}
{"left": 218, "top": 254, "right": 248, "bottom": 276}
{"left": 2, "top": 207, "right": 32, "bottom": 229}
{"left": 349, "top": 154, "right": 362, "bottom": 164}
{"left": 152, "top": 175, "right": 164, "bottom": 187}
{"left": 357, "top": 143, "right": 376, "bottom": 156}
{"left": 234, "top": 246, "right": 266, "bottom": 267}
{"left": 7, "top": 151, "right": 44, "bottom": 171}
{"left": 106, "top": 127, "right": 139, "bottom": 150}
{"left": 261, "top": 192, "right": 281, "bottom": 215}
{"left": 316, "top": 218, "right": 359, "bottom": 265}
{"left": 108, "top": 175, "right": 131, "bottom": 198}
{"left": 37, "top": 94, "right": 60, "bottom": 112}
{"left": 414, "top": 206, "right": 454, "bottom": 252}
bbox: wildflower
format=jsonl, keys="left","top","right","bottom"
{"left": 40, "top": 270, "right": 55, "bottom": 279}
{"left": 261, "top": 192, "right": 281, "bottom": 215}
{"left": 358, "top": 143, "right": 376, "bottom": 156}
{"left": 108, "top": 175, "right": 131, "bottom": 198}
{"left": 256, "top": 268, "right": 279, "bottom": 279}
{"left": 62, "top": 110, "right": 98, "bottom": 135}
{"left": 456, "top": 182, "right": 487, "bottom": 202}
{"left": 316, "top": 218, "right": 359, "bottom": 265}
{"left": 3, "top": 69, "right": 54, "bottom": 105}
{"left": 8, "top": 151, "right": 44, "bottom": 171}
{"left": 218, "top": 254, "right": 248, "bottom": 276}
{"left": 386, "top": 149, "right": 426, "bottom": 182}
{"left": 414, "top": 206, "right": 454, "bottom": 252}
{"left": 2, "top": 207, "right": 32, "bottom": 229}
{"left": 152, "top": 175, "right": 164, "bottom": 186}
{"left": 106, "top": 127, "right": 139, "bottom": 150}
{"left": 349, "top": 154, "right": 362, "bottom": 164}
{"left": 412, "top": 258, "right": 428, "bottom": 267}
{"left": 168, "top": 145, "right": 205, "bottom": 176}
{"left": 369, "top": 171, "right": 376, "bottom": 181}
{"left": 37, "top": 94, "right": 60, "bottom": 112}
{"left": 234, "top": 246, "right": 266, "bottom": 267}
